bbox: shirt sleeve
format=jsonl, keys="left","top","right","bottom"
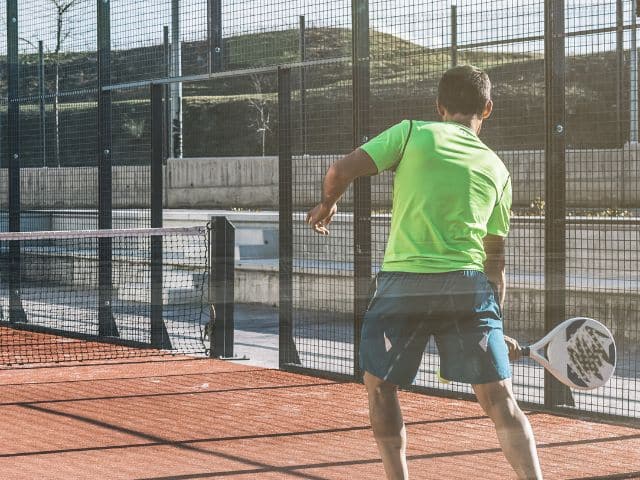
{"left": 360, "top": 120, "right": 412, "bottom": 173}
{"left": 486, "top": 177, "right": 512, "bottom": 237}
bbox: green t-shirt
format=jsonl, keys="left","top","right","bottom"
{"left": 361, "top": 120, "right": 511, "bottom": 273}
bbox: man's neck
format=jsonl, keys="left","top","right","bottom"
{"left": 443, "top": 114, "right": 483, "bottom": 134}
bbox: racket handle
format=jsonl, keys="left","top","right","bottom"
{"left": 521, "top": 346, "right": 530, "bottom": 357}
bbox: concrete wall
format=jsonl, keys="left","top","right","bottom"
{"left": 5, "top": 146, "right": 640, "bottom": 209}
{"left": 166, "top": 157, "right": 278, "bottom": 208}
{"left": 0, "top": 166, "right": 152, "bottom": 209}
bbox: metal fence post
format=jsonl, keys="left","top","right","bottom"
{"left": 7, "top": 0, "right": 25, "bottom": 324}
{"left": 278, "top": 67, "right": 300, "bottom": 367}
{"left": 170, "top": 0, "right": 183, "bottom": 158}
{"left": 97, "top": 0, "right": 118, "bottom": 337}
{"left": 150, "top": 83, "right": 171, "bottom": 349}
{"left": 451, "top": 5, "right": 458, "bottom": 68}
{"left": 352, "top": 0, "right": 371, "bottom": 380}
{"left": 632, "top": 2, "right": 639, "bottom": 143}
{"left": 208, "top": 0, "right": 223, "bottom": 73}
{"left": 211, "top": 216, "right": 235, "bottom": 358}
{"left": 616, "top": 0, "right": 624, "bottom": 146}
{"left": 38, "top": 40, "right": 46, "bottom": 167}
{"left": 163, "top": 26, "right": 171, "bottom": 159}
{"left": 544, "top": 0, "right": 573, "bottom": 408}
{"left": 299, "top": 15, "right": 307, "bottom": 155}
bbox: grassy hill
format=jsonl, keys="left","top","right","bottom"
{"left": 2, "top": 27, "right": 628, "bottom": 165}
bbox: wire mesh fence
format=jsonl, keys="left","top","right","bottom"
{"left": 0, "top": 226, "right": 211, "bottom": 366}
{"left": 1, "top": 0, "right": 639, "bottom": 421}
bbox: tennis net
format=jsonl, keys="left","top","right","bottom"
{"left": 0, "top": 225, "right": 213, "bottom": 367}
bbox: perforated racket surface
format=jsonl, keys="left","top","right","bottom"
{"left": 522, "top": 317, "right": 616, "bottom": 390}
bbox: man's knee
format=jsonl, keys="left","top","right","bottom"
{"left": 473, "top": 379, "right": 521, "bottom": 421}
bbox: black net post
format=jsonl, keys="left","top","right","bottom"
{"left": 7, "top": 0, "right": 24, "bottom": 324}
{"left": 210, "top": 216, "right": 235, "bottom": 358}
{"left": 352, "top": 0, "right": 371, "bottom": 380}
{"left": 278, "top": 66, "right": 300, "bottom": 366}
{"left": 150, "top": 83, "right": 171, "bottom": 349}
{"left": 208, "top": 0, "right": 223, "bottom": 73}
{"left": 544, "top": 0, "right": 573, "bottom": 408}
{"left": 97, "top": 0, "right": 117, "bottom": 337}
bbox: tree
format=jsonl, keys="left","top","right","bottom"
{"left": 248, "top": 74, "right": 273, "bottom": 157}
{"left": 50, "top": 0, "right": 82, "bottom": 167}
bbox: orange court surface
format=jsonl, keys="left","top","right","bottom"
{"left": 0, "top": 354, "right": 639, "bottom": 480}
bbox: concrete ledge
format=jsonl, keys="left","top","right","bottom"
{"left": 5, "top": 147, "right": 640, "bottom": 209}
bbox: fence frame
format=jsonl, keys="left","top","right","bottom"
{"left": 2, "top": 0, "right": 638, "bottom": 422}
{"left": 97, "top": 0, "right": 117, "bottom": 338}
{"left": 352, "top": 0, "right": 371, "bottom": 381}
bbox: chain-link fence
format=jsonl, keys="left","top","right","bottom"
{"left": 1, "top": 0, "right": 639, "bottom": 422}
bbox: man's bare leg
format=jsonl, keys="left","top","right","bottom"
{"left": 364, "top": 371, "right": 409, "bottom": 480}
{"left": 473, "top": 379, "right": 543, "bottom": 479}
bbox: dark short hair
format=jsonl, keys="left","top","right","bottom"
{"left": 437, "top": 65, "right": 491, "bottom": 116}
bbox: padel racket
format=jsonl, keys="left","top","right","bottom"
{"left": 521, "top": 317, "right": 616, "bottom": 390}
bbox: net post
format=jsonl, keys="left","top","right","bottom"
{"left": 211, "top": 216, "right": 235, "bottom": 358}
{"left": 150, "top": 83, "right": 171, "bottom": 350}
{"left": 7, "top": 0, "right": 25, "bottom": 324}
{"left": 97, "top": 0, "right": 118, "bottom": 337}
{"left": 352, "top": 0, "right": 371, "bottom": 381}
{"left": 544, "top": 0, "right": 573, "bottom": 408}
{"left": 278, "top": 67, "right": 300, "bottom": 367}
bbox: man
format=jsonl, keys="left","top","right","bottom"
{"left": 306, "top": 65, "right": 542, "bottom": 479}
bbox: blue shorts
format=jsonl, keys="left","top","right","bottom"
{"left": 359, "top": 270, "right": 511, "bottom": 386}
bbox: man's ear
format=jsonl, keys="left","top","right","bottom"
{"left": 436, "top": 100, "right": 446, "bottom": 118}
{"left": 482, "top": 100, "right": 493, "bottom": 120}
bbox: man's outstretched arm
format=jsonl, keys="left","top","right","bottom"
{"left": 306, "top": 148, "right": 378, "bottom": 235}
{"left": 484, "top": 234, "right": 521, "bottom": 361}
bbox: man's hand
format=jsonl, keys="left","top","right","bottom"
{"left": 504, "top": 334, "right": 522, "bottom": 362}
{"left": 306, "top": 202, "right": 337, "bottom": 235}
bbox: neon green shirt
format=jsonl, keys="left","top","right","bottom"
{"left": 361, "top": 120, "right": 511, "bottom": 273}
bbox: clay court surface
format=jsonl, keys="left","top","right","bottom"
{"left": 0, "top": 354, "right": 637, "bottom": 480}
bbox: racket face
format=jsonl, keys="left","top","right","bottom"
{"left": 546, "top": 317, "right": 616, "bottom": 390}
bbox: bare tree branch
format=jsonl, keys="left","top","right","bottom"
{"left": 18, "top": 37, "right": 39, "bottom": 51}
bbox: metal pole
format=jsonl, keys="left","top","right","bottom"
{"left": 544, "top": 0, "right": 573, "bottom": 408}
{"left": 299, "top": 15, "right": 307, "bottom": 155}
{"left": 451, "top": 5, "right": 458, "bottom": 68}
{"left": 352, "top": 0, "right": 371, "bottom": 380}
{"left": 209, "top": 0, "right": 223, "bottom": 73}
{"left": 97, "top": 0, "right": 118, "bottom": 337}
{"left": 7, "top": 0, "right": 25, "bottom": 324}
{"left": 278, "top": 67, "right": 300, "bottom": 367}
{"left": 163, "top": 25, "right": 170, "bottom": 160}
{"left": 616, "top": 0, "right": 623, "bottom": 145}
{"left": 170, "top": 0, "right": 183, "bottom": 158}
{"left": 212, "top": 216, "right": 235, "bottom": 358}
{"left": 150, "top": 83, "right": 171, "bottom": 349}
{"left": 631, "top": 0, "right": 638, "bottom": 143}
{"left": 38, "top": 40, "right": 46, "bottom": 167}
